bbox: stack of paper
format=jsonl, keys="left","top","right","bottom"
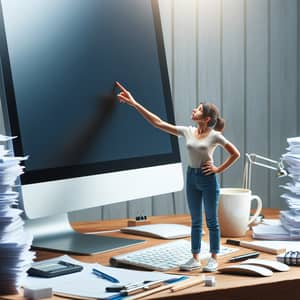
{"left": 281, "top": 137, "right": 300, "bottom": 197}
{"left": 252, "top": 219, "right": 300, "bottom": 240}
{"left": 278, "top": 136, "right": 300, "bottom": 238}
{"left": 280, "top": 210, "right": 300, "bottom": 234}
{"left": 0, "top": 135, "right": 35, "bottom": 295}
{"left": 252, "top": 137, "right": 300, "bottom": 240}
{"left": 280, "top": 192, "right": 300, "bottom": 215}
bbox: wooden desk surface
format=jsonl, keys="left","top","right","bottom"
{"left": 3, "top": 209, "right": 300, "bottom": 300}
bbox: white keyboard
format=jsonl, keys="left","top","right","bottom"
{"left": 110, "top": 239, "right": 237, "bottom": 271}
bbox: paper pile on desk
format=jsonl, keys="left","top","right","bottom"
{"left": 0, "top": 135, "right": 35, "bottom": 295}
{"left": 252, "top": 219, "right": 300, "bottom": 240}
{"left": 262, "top": 136, "right": 300, "bottom": 240}
{"left": 252, "top": 137, "right": 300, "bottom": 241}
{"left": 281, "top": 137, "right": 300, "bottom": 199}
{"left": 280, "top": 210, "right": 300, "bottom": 234}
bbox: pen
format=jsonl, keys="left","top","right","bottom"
{"left": 124, "top": 277, "right": 194, "bottom": 300}
{"left": 228, "top": 251, "right": 260, "bottom": 262}
{"left": 106, "top": 282, "right": 148, "bottom": 292}
{"left": 120, "top": 280, "right": 165, "bottom": 296}
{"left": 92, "top": 268, "right": 120, "bottom": 283}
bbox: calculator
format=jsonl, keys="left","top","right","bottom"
{"left": 28, "top": 260, "right": 83, "bottom": 278}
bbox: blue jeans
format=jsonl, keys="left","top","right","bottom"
{"left": 186, "top": 166, "right": 220, "bottom": 254}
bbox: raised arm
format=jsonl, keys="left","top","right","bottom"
{"left": 115, "top": 82, "right": 179, "bottom": 136}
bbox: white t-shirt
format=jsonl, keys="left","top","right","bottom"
{"left": 176, "top": 126, "right": 229, "bottom": 168}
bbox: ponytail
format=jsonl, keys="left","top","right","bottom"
{"left": 214, "top": 117, "right": 225, "bottom": 132}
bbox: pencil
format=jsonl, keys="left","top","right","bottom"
{"left": 170, "top": 276, "right": 204, "bottom": 292}
{"left": 226, "top": 239, "right": 286, "bottom": 255}
{"left": 126, "top": 277, "right": 201, "bottom": 300}
{"left": 125, "top": 284, "right": 174, "bottom": 300}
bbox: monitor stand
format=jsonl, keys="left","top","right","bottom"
{"left": 24, "top": 214, "right": 145, "bottom": 255}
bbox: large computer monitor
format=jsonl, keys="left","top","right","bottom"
{"left": 0, "top": 0, "right": 183, "bottom": 255}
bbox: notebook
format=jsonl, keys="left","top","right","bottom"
{"left": 120, "top": 223, "right": 192, "bottom": 239}
{"left": 277, "top": 251, "right": 300, "bottom": 265}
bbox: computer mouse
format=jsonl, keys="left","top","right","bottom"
{"left": 240, "top": 259, "right": 290, "bottom": 272}
{"left": 218, "top": 264, "right": 273, "bottom": 277}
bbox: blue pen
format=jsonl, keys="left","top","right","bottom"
{"left": 105, "top": 294, "right": 122, "bottom": 300}
{"left": 92, "top": 268, "right": 120, "bottom": 283}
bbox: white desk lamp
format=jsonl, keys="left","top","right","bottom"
{"left": 242, "top": 153, "right": 288, "bottom": 190}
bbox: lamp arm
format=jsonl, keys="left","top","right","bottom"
{"left": 250, "top": 161, "right": 278, "bottom": 171}
{"left": 242, "top": 159, "right": 250, "bottom": 189}
{"left": 247, "top": 153, "right": 280, "bottom": 164}
{"left": 243, "top": 153, "right": 287, "bottom": 190}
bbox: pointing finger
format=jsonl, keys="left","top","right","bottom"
{"left": 115, "top": 81, "right": 128, "bottom": 93}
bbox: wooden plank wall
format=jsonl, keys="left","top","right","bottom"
{"left": 0, "top": 0, "right": 299, "bottom": 222}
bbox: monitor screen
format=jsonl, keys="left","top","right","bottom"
{"left": 0, "top": 0, "right": 183, "bottom": 254}
{"left": 0, "top": 0, "right": 180, "bottom": 184}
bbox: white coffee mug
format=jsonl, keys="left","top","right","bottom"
{"left": 218, "top": 188, "right": 262, "bottom": 237}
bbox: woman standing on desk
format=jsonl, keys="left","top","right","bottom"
{"left": 115, "top": 82, "right": 240, "bottom": 272}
